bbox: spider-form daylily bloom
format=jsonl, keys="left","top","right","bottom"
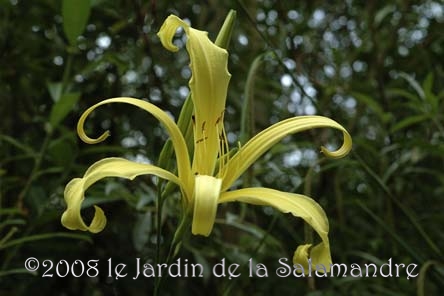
{"left": 61, "top": 14, "right": 352, "bottom": 273}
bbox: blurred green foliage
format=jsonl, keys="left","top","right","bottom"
{"left": 1, "top": 0, "right": 444, "bottom": 295}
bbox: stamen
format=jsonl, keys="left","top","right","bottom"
{"left": 215, "top": 110, "right": 225, "bottom": 125}
{"left": 201, "top": 124, "right": 207, "bottom": 154}
{"left": 215, "top": 114, "right": 230, "bottom": 178}
{"left": 196, "top": 136, "right": 208, "bottom": 144}
{"left": 192, "top": 113, "right": 207, "bottom": 174}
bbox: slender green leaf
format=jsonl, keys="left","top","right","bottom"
{"left": 0, "top": 233, "right": 92, "bottom": 250}
{"left": 375, "top": 4, "right": 396, "bottom": 27}
{"left": 62, "top": 0, "right": 91, "bottom": 45}
{"left": 398, "top": 72, "right": 425, "bottom": 100}
{"left": 422, "top": 72, "right": 439, "bottom": 111}
{"left": 0, "top": 135, "right": 35, "bottom": 155}
{"left": 418, "top": 261, "right": 439, "bottom": 296}
{"left": 241, "top": 52, "right": 268, "bottom": 144}
{"left": 356, "top": 200, "right": 424, "bottom": 263}
{"left": 351, "top": 91, "right": 390, "bottom": 121}
{"left": 49, "top": 92, "right": 80, "bottom": 127}
{"left": 47, "top": 81, "right": 63, "bottom": 102}
{"left": 390, "top": 114, "right": 430, "bottom": 133}
{"left": 0, "top": 268, "right": 37, "bottom": 277}
{"left": 387, "top": 88, "right": 419, "bottom": 102}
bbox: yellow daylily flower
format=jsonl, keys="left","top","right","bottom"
{"left": 61, "top": 14, "right": 352, "bottom": 273}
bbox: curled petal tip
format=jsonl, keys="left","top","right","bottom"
{"left": 60, "top": 206, "right": 107, "bottom": 233}
{"left": 77, "top": 103, "right": 112, "bottom": 144}
{"left": 88, "top": 205, "right": 107, "bottom": 233}
{"left": 157, "top": 15, "right": 189, "bottom": 52}
{"left": 320, "top": 130, "right": 353, "bottom": 159}
{"left": 61, "top": 177, "right": 108, "bottom": 233}
{"left": 293, "top": 244, "right": 312, "bottom": 268}
{"left": 79, "top": 130, "right": 111, "bottom": 145}
{"left": 293, "top": 242, "right": 332, "bottom": 274}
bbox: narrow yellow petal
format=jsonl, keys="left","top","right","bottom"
{"left": 61, "top": 157, "right": 182, "bottom": 233}
{"left": 219, "top": 187, "right": 332, "bottom": 273}
{"left": 222, "top": 116, "right": 352, "bottom": 191}
{"left": 158, "top": 15, "right": 231, "bottom": 176}
{"left": 191, "top": 175, "right": 222, "bottom": 236}
{"left": 76, "top": 97, "right": 193, "bottom": 200}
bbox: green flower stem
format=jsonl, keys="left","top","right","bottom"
{"left": 16, "top": 129, "right": 53, "bottom": 211}
{"left": 154, "top": 209, "right": 192, "bottom": 296}
{"left": 154, "top": 183, "right": 163, "bottom": 271}
{"left": 6, "top": 130, "right": 53, "bottom": 269}
{"left": 17, "top": 47, "right": 74, "bottom": 211}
